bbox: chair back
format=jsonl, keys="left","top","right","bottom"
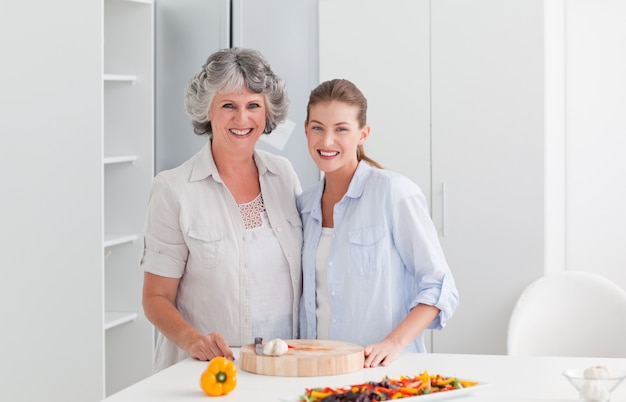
{"left": 507, "top": 271, "right": 626, "bottom": 357}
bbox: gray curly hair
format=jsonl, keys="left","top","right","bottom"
{"left": 184, "top": 47, "right": 289, "bottom": 136}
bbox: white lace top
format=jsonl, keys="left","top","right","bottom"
{"left": 242, "top": 193, "right": 293, "bottom": 340}
{"left": 238, "top": 192, "right": 265, "bottom": 229}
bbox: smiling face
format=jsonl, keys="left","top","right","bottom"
{"left": 305, "top": 101, "right": 370, "bottom": 177}
{"left": 209, "top": 87, "right": 267, "bottom": 154}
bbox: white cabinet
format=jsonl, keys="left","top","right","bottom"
{"left": 428, "top": 0, "right": 546, "bottom": 354}
{"left": 319, "top": 0, "right": 546, "bottom": 354}
{"left": 103, "top": 0, "right": 154, "bottom": 395}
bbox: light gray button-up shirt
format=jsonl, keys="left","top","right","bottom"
{"left": 141, "top": 142, "right": 302, "bottom": 371}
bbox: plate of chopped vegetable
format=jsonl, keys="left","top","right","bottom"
{"left": 279, "top": 371, "right": 490, "bottom": 401}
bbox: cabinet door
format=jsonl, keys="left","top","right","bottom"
{"left": 429, "top": 0, "right": 545, "bottom": 354}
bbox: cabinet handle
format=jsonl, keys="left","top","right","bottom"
{"left": 442, "top": 182, "right": 447, "bottom": 237}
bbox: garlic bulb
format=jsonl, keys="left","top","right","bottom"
{"left": 581, "top": 365, "right": 613, "bottom": 402}
{"left": 263, "top": 338, "right": 289, "bottom": 356}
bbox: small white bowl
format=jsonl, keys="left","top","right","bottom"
{"left": 563, "top": 368, "right": 626, "bottom": 402}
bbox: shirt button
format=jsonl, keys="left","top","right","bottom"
{"left": 276, "top": 227, "right": 282, "bottom": 232}
{"left": 331, "top": 291, "right": 335, "bottom": 296}
{"left": 332, "top": 319, "right": 337, "bottom": 323}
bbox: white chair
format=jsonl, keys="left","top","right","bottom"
{"left": 507, "top": 271, "right": 626, "bottom": 357}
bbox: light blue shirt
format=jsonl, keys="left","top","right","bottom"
{"left": 297, "top": 161, "right": 458, "bottom": 352}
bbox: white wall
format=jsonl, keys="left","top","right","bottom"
{"left": 0, "top": 1, "right": 104, "bottom": 401}
{"left": 564, "top": 0, "right": 626, "bottom": 290}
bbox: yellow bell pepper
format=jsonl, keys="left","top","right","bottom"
{"left": 310, "top": 390, "right": 333, "bottom": 399}
{"left": 435, "top": 376, "right": 456, "bottom": 386}
{"left": 200, "top": 357, "right": 237, "bottom": 396}
{"left": 399, "top": 386, "right": 420, "bottom": 395}
{"left": 420, "top": 371, "right": 432, "bottom": 392}
{"left": 458, "top": 379, "right": 478, "bottom": 388}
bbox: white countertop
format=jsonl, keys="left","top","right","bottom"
{"left": 102, "top": 350, "right": 626, "bottom": 401}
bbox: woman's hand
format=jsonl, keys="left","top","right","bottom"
{"left": 363, "top": 339, "right": 402, "bottom": 368}
{"left": 143, "top": 272, "right": 234, "bottom": 361}
{"left": 363, "top": 304, "right": 442, "bottom": 368}
{"left": 186, "top": 332, "right": 234, "bottom": 361}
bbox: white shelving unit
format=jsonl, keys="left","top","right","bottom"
{"left": 103, "top": 0, "right": 154, "bottom": 396}
{"left": 105, "top": 312, "right": 139, "bottom": 330}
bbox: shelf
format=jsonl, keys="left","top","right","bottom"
{"left": 103, "top": 74, "right": 138, "bottom": 83}
{"left": 103, "top": 0, "right": 154, "bottom": 393}
{"left": 104, "top": 233, "right": 139, "bottom": 248}
{"left": 104, "top": 154, "right": 138, "bottom": 165}
{"left": 105, "top": 312, "right": 138, "bottom": 330}
{"left": 107, "top": 0, "right": 153, "bottom": 5}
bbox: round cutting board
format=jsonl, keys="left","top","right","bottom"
{"left": 240, "top": 339, "right": 364, "bottom": 377}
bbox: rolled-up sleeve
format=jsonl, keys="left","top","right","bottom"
{"left": 410, "top": 272, "right": 458, "bottom": 329}
{"left": 393, "top": 180, "right": 459, "bottom": 330}
{"left": 140, "top": 174, "right": 188, "bottom": 278}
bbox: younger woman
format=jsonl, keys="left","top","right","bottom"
{"left": 298, "top": 79, "right": 458, "bottom": 368}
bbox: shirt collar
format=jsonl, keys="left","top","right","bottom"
{"left": 344, "top": 160, "right": 373, "bottom": 200}
{"left": 301, "top": 160, "right": 373, "bottom": 217}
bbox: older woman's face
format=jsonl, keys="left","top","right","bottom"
{"left": 209, "top": 87, "right": 267, "bottom": 152}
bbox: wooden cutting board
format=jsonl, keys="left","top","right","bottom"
{"left": 239, "top": 339, "right": 364, "bottom": 377}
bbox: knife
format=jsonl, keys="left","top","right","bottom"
{"left": 254, "top": 337, "right": 263, "bottom": 355}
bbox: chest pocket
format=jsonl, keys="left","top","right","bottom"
{"left": 348, "top": 226, "right": 387, "bottom": 277}
{"left": 187, "top": 227, "right": 224, "bottom": 270}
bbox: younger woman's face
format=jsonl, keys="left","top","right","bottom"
{"left": 305, "top": 101, "right": 370, "bottom": 176}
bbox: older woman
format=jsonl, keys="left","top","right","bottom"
{"left": 141, "top": 48, "right": 302, "bottom": 372}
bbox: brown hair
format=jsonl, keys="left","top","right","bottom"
{"left": 306, "top": 79, "right": 383, "bottom": 169}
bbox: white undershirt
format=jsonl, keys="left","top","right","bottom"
{"left": 244, "top": 194, "right": 293, "bottom": 340}
{"left": 315, "top": 227, "right": 334, "bottom": 339}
